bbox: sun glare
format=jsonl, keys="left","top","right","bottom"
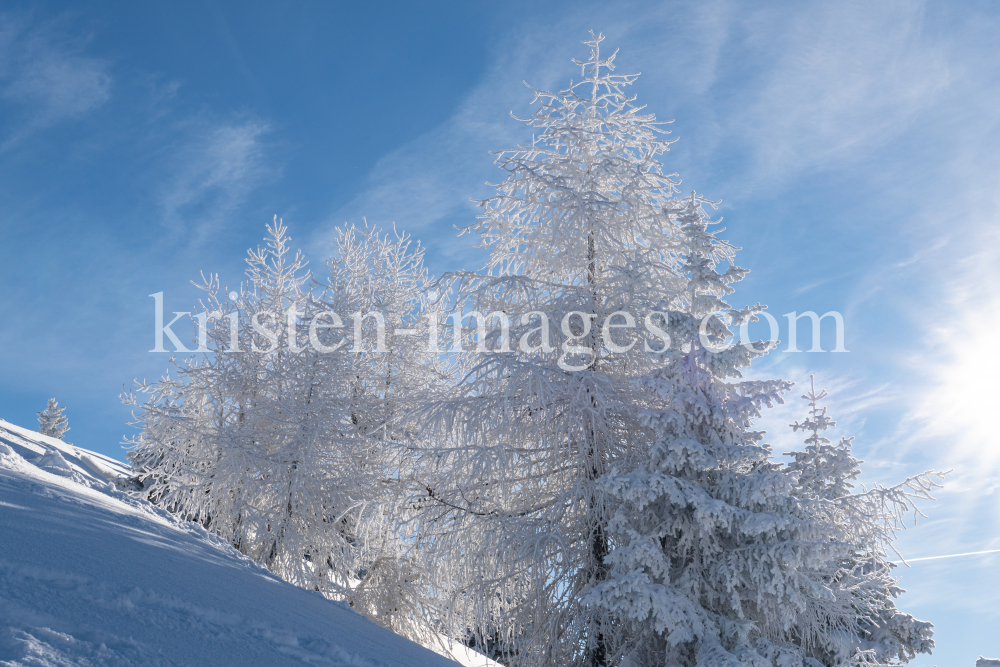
{"left": 920, "top": 301, "right": 1000, "bottom": 466}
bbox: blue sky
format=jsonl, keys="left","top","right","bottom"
{"left": 1, "top": 1, "right": 998, "bottom": 663}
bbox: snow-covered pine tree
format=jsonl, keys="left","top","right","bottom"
{"left": 416, "top": 33, "right": 703, "bottom": 667}
{"left": 786, "top": 376, "right": 864, "bottom": 503}
{"left": 126, "top": 219, "right": 440, "bottom": 640}
{"left": 37, "top": 397, "right": 70, "bottom": 440}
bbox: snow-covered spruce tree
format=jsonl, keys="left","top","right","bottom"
{"left": 583, "top": 209, "right": 940, "bottom": 667}
{"left": 125, "top": 219, "right": 440, "bottom": 639}
{"left": 37, "top": 398, "right": 70, "bottom": 440}
{"left": 581, "top": 192, "right": 807, "bottom": 667}
{"left": 781, "top": 378, "right": 938, "bottom": 665}
{"left": 415, "top": 33, "right": 709, "bottom": 667}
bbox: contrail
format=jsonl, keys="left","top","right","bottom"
{"left": 895, "top": 548, "right": 1000, "bottom": 563}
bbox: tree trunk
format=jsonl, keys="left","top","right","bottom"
{"left": 585, "top": 225, "right": 609, "bottom": 667}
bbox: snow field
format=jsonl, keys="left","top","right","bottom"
{"left": 0, "top": 420, "right": 462, "bottom": 667}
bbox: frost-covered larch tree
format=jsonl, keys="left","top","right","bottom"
{"left": 37, "top": 398, "right": 70, "bottom": 440}
{"left": 416, "top": 33, "right": 703, "bottom": 667}
{"left": 321, "top": 222, "right": 453, "bottom": 641}
{"left": 125, "top": 219, "right": 440, "bottom": 640}
{"left": 127, "top": 219, "right": 362, "bottom": 593}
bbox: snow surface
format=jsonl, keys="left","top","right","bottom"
{"left": 0, "top": 419, "right": 471, "bottom": 666}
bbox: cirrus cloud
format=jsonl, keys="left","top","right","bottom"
{"left": 0, "top": 14, "right": 112, "bottom": 149}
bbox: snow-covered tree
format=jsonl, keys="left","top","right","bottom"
{"left": 117, "top": 32, "right": 944, "bottom": 667}
{"left": 414, "top": 33, "right": 708, "bottom": 667}
{"left": 127, "top": 219, "right": 359, "bottom": 591}
{"left": 584, "top": 355, "right": 940, "bottom": 667}
{"left": 579, "top": 191, "right": 802, "bottom": 667}
{"left": 37, "top": 398, "right": 70, "bottom": 440}
{"left": 125, "top": 219, "right": 442, "bottom": 641}
{"left": 413, "top": 31, "right": 942, "bottom": 666}
{"left": 781, "top": 378, "right": 938, "bottom": 666}
{"left": 321, "top": 222, "right": 453, "bottom": 640}
{"left": 785, "top": 377, "right": 861, "bottom": 501}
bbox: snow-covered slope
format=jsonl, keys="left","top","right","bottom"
{"left": 0, "top": 419, "right": 463, "bottom": 666}
{"left": 0, "top": 420, "right": 132, "bottom": 491}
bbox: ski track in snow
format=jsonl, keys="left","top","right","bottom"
{"left": 0, "top": 420, "right": 461, "bottom": 667}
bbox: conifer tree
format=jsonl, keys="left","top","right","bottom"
{"left": 415, "top": 34, "right": 941, "bottom": 667}
{"left": 126, "top": 219, "right": 442, "bottom": 640}
{"left": 584, "top": 360, "right": 939, "bottom": 667}
{"left": 580, "top": 192, "right": 800, "bottom": 667}
{"left": 782, "top": 378, "right": 938, "bottom": 666}
{"left": 417, "top": 33, "right": 713, "bottom": 667}
{"left": 323, "top": 223, "right": 451, "bottom": 640}
{"left": 37, "top": 398, "right": 70, "bottom": 440}
{"left": 127, "top": 219, "right": 358, "bottom": 591}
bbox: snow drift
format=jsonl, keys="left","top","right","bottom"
{"left": 0, "top": 419, "right": 463, "bottom": 666}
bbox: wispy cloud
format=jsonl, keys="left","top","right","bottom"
{"left": 158, "top": 118, "right": 273, "bottom": 240}
{"left": 0, "top": 14, "right": 112, "bottom": 149}
{"left": 891, "top": 237, "right": 950, "bottom": 269}
{"left": 312, "top": 2, "right": 741, "bottom": 267}
{"left": 729, "top": 1, "right": 949, "bottom": 185}
{"left": 313, "top": 31, "right": 562, "bottom": 265}
{"left": 895, "top": 547, "right": 1000, "bottom": 564}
